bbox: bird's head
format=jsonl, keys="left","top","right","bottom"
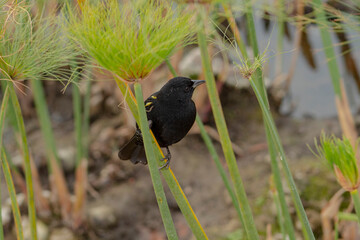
{"left": 159, "top": 77, "right": 205, "bottom": 102}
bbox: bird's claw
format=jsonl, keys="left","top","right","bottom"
{"left": 158, "top": 148, "right": 171, "bottom": 170}
{"left": 158, "top": 158, "right": 170, "bottom": 170}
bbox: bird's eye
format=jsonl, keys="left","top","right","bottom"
{"left": 185, "top": 87, "right": 190, "bottom": 92}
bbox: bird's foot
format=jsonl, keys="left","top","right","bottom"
{"left": 158, "top": 147, "right": 171, "bottom": 170}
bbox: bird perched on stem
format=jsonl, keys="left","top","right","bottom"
{"left": 118, "top": 77, "right": 205, "bottom": 169}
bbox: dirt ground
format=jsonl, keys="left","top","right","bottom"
{"left": 2, "top": 81, "right": 343, "bottom": 240}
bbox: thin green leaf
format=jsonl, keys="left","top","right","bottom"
{"left": 1, "top": 148, "right": 24, "bottom": 240}
{"left": 8, "top": 82, "right": 38, "bottom": 240}
{"left": 197, "top": 6, "right": 259, "bottom": 240}
{"left": 350, "top": 190, "right": 360, "bottom": 226}
{"left": 134, "top": 83, "right": 178, "bottom": 240}
{"left": 0, "top": 5, "right": 77, "bottom": 83}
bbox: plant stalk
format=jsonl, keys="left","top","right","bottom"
{"left": 165, "top": 58, "right": 245, "bottom": 226}
{"left": 1, "top": 148, "right": 24, "bottom": 240}
{"left": 72, "top": 67, "right": 83, "bottom": 167}
{"left": 30, "top": 79, "right": 72, "bottom": 222}
{"left": 8, "top": 82, "right": 38, "bottom": 240}
{"left": 242, "top": 2, "right": 312, "bottom": 239}
{"left": 115, "top": 77, "right": 208, "bottom": 239}
{"left": 134, "top": 82, "right": 178, "bottom": 240}
{"left": 0, "top": 86, "right": 9, "bottom": 240}
{"left": 30, "top": 79, "right": 59, "bottom": 165}
{"left": 249, "top": 79, "right": 315, "bottom": 240}
{"left": 350, "top": 190, "right": 360, "bottom": 225}
{"left": 197, "top": 7, "right": 259, "bottom": 240}
{"left": 218, "top": 7, "right": 295, "bottom": 237}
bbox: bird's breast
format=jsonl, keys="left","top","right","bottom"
{"left": 149, "top": 100, "right": 196, "bottom": 147}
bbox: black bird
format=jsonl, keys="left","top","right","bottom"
{"left": 118, "top": 77, "right": 205, "bottom": 168}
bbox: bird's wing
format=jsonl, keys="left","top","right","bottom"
{"left": 144, "top": 91, "right": 159, "bottom": 113}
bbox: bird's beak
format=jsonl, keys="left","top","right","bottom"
{"left": 191, "top": 80, "right": 206, "bottom": 89}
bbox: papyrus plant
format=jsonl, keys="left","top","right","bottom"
{"left": 65, "top": 1, "right": 208, "bottom": 239}
{"left": 314, "top": 133, "right": 360, "bottom": 224}
{"left": 65, "top": 0, "right": 194, "bottom": 81}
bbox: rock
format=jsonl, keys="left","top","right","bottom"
{"left": 2, "top": 204, "right": 12, "bottom": 229}
{"left": 90, "top": 93, "right": 104, "bottom": 118}
{"left": 22, "top": 218, "right": 49, "bottom": 240}
{"left": 49, "top": 228, "right": 78, "bottom": 240}
{"left": 11, "top": 154, "right": 23, "bottom": 168}
{"left": 87, "top": 205, "right": 117, "bottom": 229}
{"left": 58, "top": 147, "right": 76, "bottom": 171}
{"left": 179, "top": 47, "right": 223, "bottom": 76}
{"left": 6, "top": 193, "right": 26, "bottom": 213}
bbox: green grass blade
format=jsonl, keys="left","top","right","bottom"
{"left": 311, "top": 0, "right": 341, "bottom": 96}
{"left": 350, "top": 190, "right": 360, "bottom": 225}
{"left": 197, "top": 7, "right": 259, "bottom": 240}
{"left": 72, "top": 64, "right": 83, "bottom": 167}
{"left": 272, "top": 188, "right": 286, "bottom": 239}
{"left": 8, "top": 82, "right": 38, "bottom": 240}
{"left": 116, "top": 79, "right": 208, "bottom": 239}
{"left": 267, "top": 130, "right": 296, "bottom": 240}
{"left": 195, "top": 116, "right": 244, "bottom": 225}
{"left": 0, "top": 86, "right": 9, "bottom": 240}
{"left": 241, "top": 2, "right": 309, "bottom": 239}
{"left": 338, "top": 212, "right": 359, "bottom": 222}
{"left": 1, "top": 148, "right": 24, "bottom": 240}
{"left": 249, "top": 79, "right": 315, "bottom": 240}
{"left": 30, "top": 79, "right": 60, "bottom": 165}
{"left": 30, "top": 78, "right": 72, "bottom": 222}
{"left": 0, "top": 86, "right": 9, "bottom": 160}
{"left": 0, "top": 175, "right": 2, "bottom": 240}
{"left": 134, "top": 82, "right": 178, "bottom": 240}
{"left": 82, "top": 74, "right": 92, "bottom": 159}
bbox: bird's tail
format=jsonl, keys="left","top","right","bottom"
{"left": 118, "top": 135, "right": 147, "bottom": 165}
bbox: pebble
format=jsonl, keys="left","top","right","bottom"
{"left": 87, "top": 205, "right": 117, "bottom": 229}
{"left": 22, "top": 218, "right": 49, "bottom": 240}
{"left": 179, "top": 47, "right": 223, "bottom": 76}
{"left": 58, "top": 147, "right": 76, "bottom": 171}
{"left": 49, "top": 227, "right": 78, "bottom": 240}
{"left": 2, "top": 205, "right": 12, "bottom": 228}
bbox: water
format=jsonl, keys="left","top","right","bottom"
{"left": 253, "top": 15, "right": 360, "bottom": 119}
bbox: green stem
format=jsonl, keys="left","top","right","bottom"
{"left": 8, "top": 82, "right": 38, "bottom": 240}
{"left": 350, "top": 190, "right": 360, "bottom": 225}
{"left": 0, "top": 175, "right": 2, "bottom": 240}
{"left": 165, "top": 60, "right": 177, "bottom": 77}
{"left": 267, "top": 128, "right": 296, "bottom": 240}
{"left": 222, "top": 4, "right": 248, "bottom": 60}
{"left": 82, "top": 77, "right": 92, "bottom": 159}
{"left": 0, "top": 86, "right": 9, "bottom": 161}
{"left": 166, "top": 58, "right": 245, "bottom": 226}
{"left": 1, "top": 148, "right": 24, "bottom": 240}
{"left": 249, "top": 79, "right": 315, "bottom": 240}
{"left": 242, "top": 2, "right": 307, "bottom": 239}
{"left": 72, "top": 65, "right": 83, "bottom": 167}
{"left": 115, "top": 78, "right": 208, "bottom": 239}
{"left": 134, "top": 83, "right": 178, "bottom": 240}
{"left": 197, "top": 7, "right": 259, "bottom": 240}
{"left": 273, "top": 191, "right": 286, "bottom": 239}
{"left": 216, "top": 7, "right": 295, "bottom": 237}
{"left": 0, "top": 87, "right": 9, "bottom": 240}
{"left": 311, "top": 0, "right": 341, "bottom": 96}
{"left": 275, "top": 0, "right": 285, "bottom": 76}
{"left": 338, "top": 212, "right": 359, "bottom": 222}
{"left": 196, "top": 116, "right": 244, "bottom": 225}
{"left": 30, "top": 79, "right": 60, "bottom": 167}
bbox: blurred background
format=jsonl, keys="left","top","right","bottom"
{"left": 1, "top": 0, "right": 360, "bottom": 239}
